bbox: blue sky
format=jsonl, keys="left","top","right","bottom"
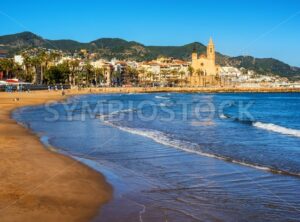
{"left": 0, "top": 0, "right": 300, "bottom": 66}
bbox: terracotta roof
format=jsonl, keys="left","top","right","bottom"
{"left": 116, "top": 61, "right": 127, "bottom": 65}
{"left": 160, "top": 65, "right": 169, "bottom": 68}
{"left": 148, "top": 62, "right": 160, "bottom": 65}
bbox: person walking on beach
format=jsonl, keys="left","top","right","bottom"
{"left": 61, "top": 85, "right": 65, "bottom": 96}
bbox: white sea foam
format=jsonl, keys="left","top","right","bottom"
{"left": 96, "top": 108, "right": 136, "bottom": 119}
{"left": 103, "top": 121, "right": 204, "bottom": 153}
{"left": 253, "top": 122, "right": 300, "bottom": 138}
{"left": 101, "top": 120, "right": 300, "bottom": 177}
{"left": 219, "top": 114, "right": 228, "bottom": 119}
{"left": 159, "top": 103, "right": 168, "bottom": 107}
{"left": 110, "top": 108, "right": 136, "bottom": 115}
{"left": 155, "top": 95, "right": 169, "bottom": 99}
{"left": 40, "top": 135, "right": 51, "bottom": 147}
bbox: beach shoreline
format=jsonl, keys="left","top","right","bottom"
{"left": 0, "top": 89, "right": 113, "bottom": 222}
{"left": 96, "top": 86, "right": 300, "bottom": 94}
{"left": 0, "top": 86, "right": 300, "bottom": 221}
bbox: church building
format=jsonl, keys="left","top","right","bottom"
{"left": 189, "top": 38, "right": 220, "bottom": 86}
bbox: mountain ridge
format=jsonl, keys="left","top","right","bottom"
{"left": 1, "top": 31, "right": 299, "bottom": 79}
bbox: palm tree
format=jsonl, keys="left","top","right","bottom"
{"left": 31, "top": 50, "right": 47, "bottom": 84}
{"left": 37, "top": 50, "right": 60, "bottom": 84}
{"left": 30, "top": 56, "right": 42, "bottom": 84}
{"left": 83, "top": 62, "right": 94, "bottom": 86}
{"left": 179, "top": 70, "right": 186, "bottom": 86}
{"left": 39, "top": 51, "right": 47, "bottom": 84}
{"left": 112, "top": 70, "right": 122, "bottom": 86}
{"left": 13, "top": 62, "right": 25, "bottom": 80}
{"left": 21, "top": 53, "right": 35, "bottom": 82}
{"left": 188, "top": 65, "right": 194, "bottom": 77}
{"left": 0, "top": 58, "right": 14, "bottom": 79}
{"left": 21, "top": 52, "right": 30, "bottom": 76}
{"left": 94, "top": 67, "right": 104, "bottom": 86}
{"left": 195, "top": 69, "right": 202, "bottom": 76}
{"left": 68, "top": 59, "right": 80, "bottom": 87}
{"left": 194, "top": 69, "right": 205, "bottom": 87}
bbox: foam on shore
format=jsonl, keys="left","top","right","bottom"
{"left": 253, "top": 122, "right": 300, "bottom": 138}
{"left": 98, "top": 117, "right": 300, "bottom": 178}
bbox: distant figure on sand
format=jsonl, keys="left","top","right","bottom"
{"left": 61, "top": 86, "right": 65, "bottom": 96}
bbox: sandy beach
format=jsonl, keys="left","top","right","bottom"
{"left": 0, "top": 86, "right": 299, "bottom": 221}
{"left": 0, "top": 90, "right": 112, "bottom": 222}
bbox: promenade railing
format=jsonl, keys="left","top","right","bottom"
{"left": 0, "top": 84, "right": 71, "bottom": 92}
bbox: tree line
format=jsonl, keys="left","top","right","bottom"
{"left": 0, "top": 49, "right": 139, "bottom": 86}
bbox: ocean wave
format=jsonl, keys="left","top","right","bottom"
{"left": 159, "top": 103, "right": 168, "bottom": 107}
{"left": 101, "top": 120, "right": 300, "bottom": 177}
{"left": 110, "top": 108, "right": 137, "bottom": 115}
{"left": 96, "top": 108, "right": 137, "bottom": 119}
{"left": 253, "top": 122, "right": 300, "bottom": 138}
{"left": 155, "top": 95, "right": 169, "bottom": 100}
{"left": 221, "top": 113, "right": 300, "bottom": 138}
{"left": 158, "top": 102, "right": 175, "bottom": 107}
{"left": 219, "top": 113, "right": 253, "bottom": 124}
{"left": 219, "top": 114, "right": 229, "bottom": 119}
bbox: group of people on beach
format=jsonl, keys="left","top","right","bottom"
{"left": 48, "top": 85, "right": 66, "bottom": 96}
{"left": 4, "top": 84, "right": 30, "bottom": 93}
{"left": 1, "top": 83, "right": 68, "bottom": 98}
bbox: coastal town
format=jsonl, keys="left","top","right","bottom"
{"left": 1, "top": 0, "right": 300, "bottom": 221}
{"left": 0, "top": 38, "right": 299, "bottom": 91}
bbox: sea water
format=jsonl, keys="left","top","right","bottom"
{"left": 13, "top": 93, "right": 300, "bottom": 221}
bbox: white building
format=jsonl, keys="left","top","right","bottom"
{"left": 219, "top": 66, "right": 242, "bottom": 78}
{"left": 14, "top": 55, "right": 24, "bottom": 66}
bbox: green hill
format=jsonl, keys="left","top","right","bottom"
{"left": 1, "top": 31, "right": 299, "bottom": 79}
{"left": 221, "top": 56, "right": 300, "bottom": 80}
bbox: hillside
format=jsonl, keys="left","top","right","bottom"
{"left": 0, "top": 31, "right": 299, "bottom": 79}
{"left": 224, "top": 56, "right": 300, "bottom": 80}
{"left": 0, "top": 32, "right": 45, "bottom": 51}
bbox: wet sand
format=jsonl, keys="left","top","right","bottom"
{"left": 0, "top": 90, "right": 112, "bottom": 222}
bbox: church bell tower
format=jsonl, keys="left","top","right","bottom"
{"left": 207, "top": 37, "right": 215, "bottom": 62}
